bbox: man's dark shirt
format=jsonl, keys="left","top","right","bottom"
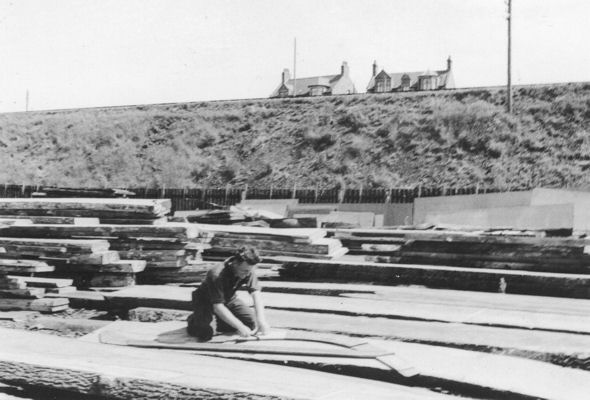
{"left": 193, "top": 260, "right": 260, "bottom": 306}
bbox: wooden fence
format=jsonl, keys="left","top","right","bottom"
{"left": 0, "top": 184, "right": 527, "bottom": 211}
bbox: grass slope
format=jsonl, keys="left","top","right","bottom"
{"left": 1, "top": 82, "right": 589, "bottom": 189}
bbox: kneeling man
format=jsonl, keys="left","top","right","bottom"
{"left": 187, "top": 246, "right": 270, "bottom": 341}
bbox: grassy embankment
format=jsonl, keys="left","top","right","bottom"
{"left": 1, "top": 82, "right": 589, "bottom": 189}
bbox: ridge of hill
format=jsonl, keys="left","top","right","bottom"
{"left": 1, "top": 82, "right": 589, "bottom": 189}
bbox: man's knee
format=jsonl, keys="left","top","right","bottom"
{"left": 187, "top": 312, "right": 214, "bottom": 341}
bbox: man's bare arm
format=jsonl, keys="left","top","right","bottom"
{"left": 251, "top": 290, "right": 270, "bottom": 334}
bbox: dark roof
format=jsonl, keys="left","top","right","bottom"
{"left": 367, "top": 68, "right": 452, "bottom": 91}
{"left": 271, "top": 74, "right": 341, "bottom": 97}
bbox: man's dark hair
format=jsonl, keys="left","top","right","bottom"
{"left": 234, "top": 246, "right": 261, "bottom": 265}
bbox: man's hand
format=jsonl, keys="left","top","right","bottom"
{"left": 237, "top": 324, "right": 255, "bottom": 337}
{"left": 257, "top": 320, "right": 271, "bottom": 336}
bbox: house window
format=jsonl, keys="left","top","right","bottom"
{"left": 401, "top": 74, "right": 411, "bottom": 91}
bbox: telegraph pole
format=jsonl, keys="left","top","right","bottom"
{"left": 25, "top": 90, "right": 29, "bottom": 112}
{"left": 506, "top": 0, "right": 512, "bottom": 113}
{"left": 293, "top": 38, "right": 297, "bottom": 97}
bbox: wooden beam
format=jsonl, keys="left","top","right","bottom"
{"left": 0, "top": 215, "right": 99, "bottom": 225}
{"left": 6, "top": 275, "right": 73, "bottom": 288}
{"left": 0, "top": 327, "right": 433, "bottom": 400}
{"left": 0, "top": 298, "right": 68, "bottom": 312}
{"left": 279, "top": 259, "right": 590, "bottom": 299}
{"left": 0, "top": 237, "right": 110, "bottom": 254}
{"left": 103, "top": 285, "right": 590, "bottom": 333}
{"left": 0, "top": 259, "right": 54, "bottom": 273}
{"left": 0, "top": 224, "right": 200, "bottom": 241}
{"left": 0, "top": 198, "right": 171, "bottom": 217}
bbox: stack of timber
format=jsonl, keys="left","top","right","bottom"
{"left": 0, "top": 223, "right": 214, "bottom": 287}
{"left": 331, "top": 228, "right": 590, "bottom": 274}
{"left": 0, "top": 259, "right": 69, "bottom": 313}
{"left": 196, "top": 223, "right": 347, "bottom": 261}
{"left": 176, "top": 206, "right": 317, "bottom": 228}
{"left": 0, "top": 236, "right": 134, "bottom": 289}
{"left": 0, "top": 197, "right": 171, "bottom": 225}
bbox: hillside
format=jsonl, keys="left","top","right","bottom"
{"left": 1, "top": 82, "right": 589, "bottom": 189}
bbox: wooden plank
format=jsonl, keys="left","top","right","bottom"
{"left": 279, "top": 259, "right": 590, "bottom": 299}
{"left": 205, "top": 247, "right": 348, "bottom": 260}
{"left": 0, "top": 260, "right": 55, "bottom": 274}
{"left": 0, "top": 327, "right": 441, "bottom": 400}
{"left": 367, "top": 252, "right": 590, "bottom": 273}
{"left": 0, "top": 277, "right": 27, "bottom": 289}
{"left": 211, "top": 237, "right": 341, "bottom": 255}
{"left": 0, "top": 224, "right": 200, "bottom": 241}
{"left": 0, "top": 215, "right": 99, "bottom": 224}
{"left": 108, "top": 240, "right": 187, "bottom": 251}
{"left": 45, "top": 286, "right": 77, "bottom": 294}
{"left": 87, "top": 321, "right": 590, "bottom": 399}
{"left": 58, "top": 250, "right": 121, "bottom": 265}
{"left": 138, "top": 264, "right": 211, "bottom": 284}
{"left": 44, "top": 290, "right": 106, "bottom": 309}
{"left": 0, "top": 198, "right": 171, "bottom": 216}
{"left": 332, "top": 228, "right": 590, "bottom": 246}
{"left": 104, "top": 285, "right": 590, "bottom": 333}
{"left": 0, "top": 288, "right": 45, "bottom": 299}
{"left": 145, "top": 259, "right": 187, "bottom": 269}
{"left": 118, "top": 249, "right": 185, "bottom": 261}
{"left": 124, "top": 306, "right": 590, "bottom": 370}
{"left": 196, "top": 223, "right": 327, "bottom": 243}
{"left": 54, "top": 260, "right": 146, "bottom": 273}
{"left": 6, "top": 275, "right": 73, "bottom": 288}
{"left": 0, "top": 237, "right": 110, "bottom": 253}
{"left": 0, "top": 297, "right": 68, "bottom": 312}
{"left": 99, "top": 217, "right": 168, "bottom": 225}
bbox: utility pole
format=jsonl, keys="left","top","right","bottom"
{"left": 25, "top": 90, "right": 29, "bottom": 112}
{"left": 506, "top": 0, "right": 512, "bottom": 114}
{"left": 293, "top": 38, "right": 297, "bottom": 97}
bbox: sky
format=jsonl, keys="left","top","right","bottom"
{"left": 1, "top": 0, "right": 589, "bottom": 112}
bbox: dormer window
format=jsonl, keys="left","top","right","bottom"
{"left": 401, "top": 74, "right": 411, "bottom": 91}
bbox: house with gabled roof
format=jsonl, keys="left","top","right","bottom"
{"left": 366, "top": 57, "right": 455, "bottom": 93}
{"left": 270, "top": 62, "right": 356, "bottom": 98}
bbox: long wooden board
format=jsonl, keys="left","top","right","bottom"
{"left": 0, "top": 259, "right": 54, "bottom": 273}
{"left": 102, "top": 285, "right": 590, "bottom": 333}
{"left": 0, "top": 327, "right": 445, "bottom": 400}
{"left": 0, "top": 215, "right": 99, "bottom": 225}
{"left": 279, "top": 259, "right": 590, "bottom": 299}
{"left": 0, "top": 198, "right": 171, "bottom": 216}
{"left": 0, "top": 297, "right": 68, "bottom": 312}
{"left": 125, "top": 306, "right": 590, "bottom": 370}
{"left": 7, "top": 275, "right": 73, "bottom": 288}
{"left": 0, "top": 224, "right": 200, "bottom": 240}
{"left": 0, "top": 237, "right": 110, "bottom": 253}
{"left": 86, "top": 321, "right": 590, "bottom": 400}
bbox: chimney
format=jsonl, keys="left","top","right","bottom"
{"left": 282, "top": 68, "right": 290, "bottom": 84}
{"left": 447, "top": 56, "right": 452, "bottom": 71}
{"left": 372, "top": 60, "right": 378, "bottom": 77}
{"left": 341, "top": 61, "right": 349, "bottom": 76}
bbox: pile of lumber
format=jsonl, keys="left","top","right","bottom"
{"left": 0, "top": 198, "right": 215, "bottom": 287}
{"left": 0, "top": 224, "right": 214, "bottom": 287}
{"left": 176, "top": 207, "right": 317, "bottom": 228}
{"left": 0, "top": 261, "right": 69, "bottom": 313}
{"left": 0, "top": 197, "right": 171, "bottom": 224}
{"left": 196, "top": 224, "right": 347, "bottom": 260}
{"left": 331, "top": 228, "right": 590, "bottom": 274}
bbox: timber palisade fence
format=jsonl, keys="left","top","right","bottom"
{"left": 0, "top": 184, "right": 529, "bottom": 212}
